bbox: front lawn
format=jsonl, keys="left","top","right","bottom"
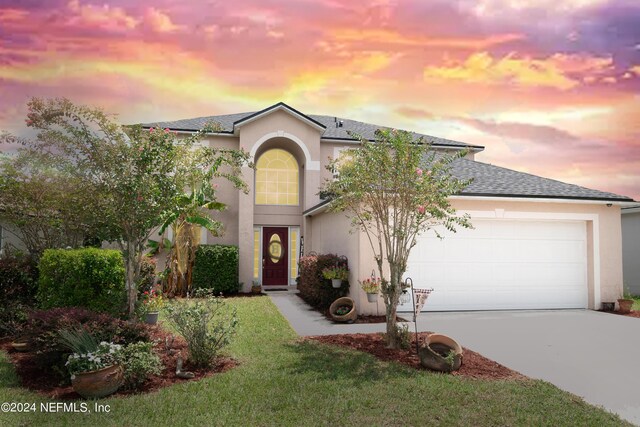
{"left": 0, "top": 297, "right": 629, "bottom": 426}
{"left": 632, "top": 297, "right": 640, "bottom": 311}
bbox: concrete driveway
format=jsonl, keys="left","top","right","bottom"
{"left": 417, "top": 310, "right": 640, "bottom": 425}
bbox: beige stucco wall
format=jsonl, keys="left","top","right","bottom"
{"left": 233, "top": 109, "right": 325, "bottom": 291}
{"left": 622, "top": 211, "right": 640, "bottom": 295}
{"left": 309, "top": 198, "right": 624, "bottom": 314}
{"left": 0, "top": 220, "right": 27, "bottom": 254}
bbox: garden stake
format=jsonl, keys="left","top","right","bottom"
{"left": 405, "top": 277, "right": 434, "bottom": 356}
{"left": 371, "top": 269, "right": 379, "bottom": 316}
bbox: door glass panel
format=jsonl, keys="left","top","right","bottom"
{"left": 268, "top": 234, "right": 283, "bottom": 263}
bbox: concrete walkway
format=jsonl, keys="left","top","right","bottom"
{"left": 268, "top": 292, "right": 640, "bottom": 425}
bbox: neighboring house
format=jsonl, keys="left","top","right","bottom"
{"left": 143, "top": 102, "right": 635, "bottom": 314}
{"left": 622, "top": 205, "right": 640, "bottom": 295}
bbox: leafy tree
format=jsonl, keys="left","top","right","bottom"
{"left": 1, "top": 98, "right": 250, "bottom": 316}
{"left": 0, "top": 152, "right": 91, "bottom": 255}
{"left": 158, "top": 145, "right": 250, "bottom": 297}
{"left": 321, "top": 129, "right": 472, "bottom": 349}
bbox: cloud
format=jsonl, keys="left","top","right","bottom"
{"left": 423, "top": 52, "right": 613, "bottom": 90}
{"left": 395, "top": 107, "right": 435, "bottom": 120}
{"left": 455, "top": 117, "right": 581, "bottom": 145}
{"left": 471, "top": 0, "right": 608, "bottom": 16}
{"left": 144, "top": 7, "right": 182, "bottom": 33}
{"left": 66, "top": 0, "right": 138, "bottom": 30}
{"left": 0, "top": 8, "right": 28, "bottom": 22}
{"left": 329, "top": 28, "right": 523, "bottom": 50}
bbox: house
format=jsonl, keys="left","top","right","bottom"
{"left": 143, "top": 102, "right": 635, "bottom": 314}
{"left": 622, "top": 205, "right": 640, "bottom": 295}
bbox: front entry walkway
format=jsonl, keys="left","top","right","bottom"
{"left": 268, "top": 292, "right": 640, "bottom": 425}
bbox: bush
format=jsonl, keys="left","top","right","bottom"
{"left": 22, "top": 307, "right": 152, "bottom": 381}
{"left": 138, "top": 257, "right": 157, "bottom": 295}
{"left": 38, "top": 248, "right": 126, "bottom": 315}
{"left": 298, "top": 254, "right": 349, "bottom": 310}
{"left": 117, "top": 341, "right": 163, "bottom": 390}
{"left": 165, "top": 297, "right": 237, "bottom": 368}
{"left": 192, "top": 245, "right": 239, "bottom": 295}
{"left": 0, "top": 255, "right": 39, "bottom": 337}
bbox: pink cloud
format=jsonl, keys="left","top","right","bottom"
{"left": 144, "top": 7, "right": 182, "bottom": 33}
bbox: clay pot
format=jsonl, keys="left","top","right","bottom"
{"left": 71, "top": 365, "right": 124, "bottom": 399}
{"left": 329, "top": 297, "right": 357, "bottom": 323}
{"left": 11, "top": 338, "right": 30, "bottom": 352}
{"left": 419, "top": 333, "right": 463, "bottom": 372}
{"left": 618, "top": 299, "right": 633, "bottom": 314}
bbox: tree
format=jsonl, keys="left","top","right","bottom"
{"left": 320, "top": 129, "right": 472, "bottom": 349}
{"left": 2, "top": 98, "right": 250, "bottom": 316}
{"left": 158, "top": 145, "right": 250, "bottom": 297}
{"left": 0, "top": 152, "right": 92, "bottom": 256}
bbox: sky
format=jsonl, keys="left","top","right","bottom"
{"left": 0, "top": 0, "right": 638, "bottom": 200}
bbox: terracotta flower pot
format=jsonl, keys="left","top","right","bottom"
{"left": 145, "top": 311, "right": 159, "bottom": 324}
{"left": 366, "top": 293, "right": 378, "bottom": 303}
{"left": 618, "top": 299, "right": 633, "bottom": 314}
{"left": 11, "top": 338, "right": 30, "bottom": 352}
{"left": 418, "top": 333, "right": 463, "bottom": 372}
{"left": 71, "top": 365, "right": 124, "bottom": 399}
{"left": 329, "top": 297, "right": 357, "bottom": 323}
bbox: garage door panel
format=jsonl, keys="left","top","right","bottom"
{"left": 402, "top": 219, "right": 588, "bottom": 312}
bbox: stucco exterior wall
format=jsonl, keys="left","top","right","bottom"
{"left": 622, "top": 211, "right": 640, "bottom": 294}
{"left": 311, "top": 198, "right": 624, "bottom": 315}
{"left": 0, "top": 220, "right": 27, "bottom": 254}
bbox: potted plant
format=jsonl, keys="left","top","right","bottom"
{"left": 322, "top": 265, "right": 349, "bottom": 288}
{"left": 360, "top": 277, "right": 381, "bottom": 303}
{"left": 66, "top": 341, "right": 124, "bottom": 398}
{"left": 141, "top": 289, "right": 165, "bottom": 324}
{"left": 251, "top": 280, "right": 262, "bottom": 294}
{"left": 418, "top": 333, "right": 463, "bottom": 373}
{"left": 329, "top": 297, "right": 357, "bottom": 323}
{"left": 618, "top": 287, "right": 634, "bottom": 314}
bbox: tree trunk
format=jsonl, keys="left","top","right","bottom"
{"left": 384, "top": 263, "right": 404, "bottom": 349}
{"left": 385, "top": 297, "right": 399, "bottom": 349}
{"left": 125, "top": 241, "right": 137, "bottom": 317}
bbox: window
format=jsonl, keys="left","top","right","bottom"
{"left": 255, "top": 149, "right": 299, "bottom": 206}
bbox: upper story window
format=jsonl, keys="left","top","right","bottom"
{"left": 255, "top": 149, "right": 299, "bottom": 206}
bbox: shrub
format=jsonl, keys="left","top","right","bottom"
{"left": 0, "top": 255, "right": 39, "bottom": 336}
{"left": 192, "top": 245, "right": 239, "bottom": 295}
{"left": 298, "top": 254, "right": 349, "bottom": 310}
{"left": 116, "top": 341, "right": 163, "bottom": 390}
{"left": 38, "top": 248, "right": 126, "bottom": 315}
{"left": 22, "top": 307, "right": 151, "bottom": 381}
{"left": 165, "top": 297, "right": 237, "bottom": 368}
{"left": 138, "top": 257, "right": 157, "bottom": 295}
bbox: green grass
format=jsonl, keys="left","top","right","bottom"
{"left": 0, "top": 297, "right": 630, "bottom": 426}
{"left": 631, "top": 297, "right": 640, "bottom": 311}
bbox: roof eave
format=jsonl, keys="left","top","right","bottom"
{"left": 232, "top": 102, "right": 326, "bottom": 135}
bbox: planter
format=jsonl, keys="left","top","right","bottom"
{"left": 618, "top": 299, "right": 633, "bottom": 314}
{"left": 71, "top": 365, "right": 124, "bottom": 399}
{"left": 329, "top": 297, "right": 357, "bottom": 323}
{"left": 11, "top": 338, "right": 30, "bottom": 352}
{"left": 366, "top": 293, "right": 378, "bottom": 303}
{"left": 418, "top": 333, "right": 463, "bottom": 372}
{"left": 331, "top": 279, "right": 342, "bottom": 288}
{"left": 251, "top": 286, "right": 262, "bottom": 294}
{"left": 145, "top": 311, "right": 159, "bottom": 324}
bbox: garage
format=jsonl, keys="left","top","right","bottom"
{"left": 400, "top": 218, "right": 588, "bottom": 312}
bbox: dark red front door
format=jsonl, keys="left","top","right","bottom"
{"left": 262, "top": 227, "right": 288, "bottom": 286}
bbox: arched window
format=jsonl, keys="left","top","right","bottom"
{"left": 255, "top": 149, "right": 299, "bottom": 205}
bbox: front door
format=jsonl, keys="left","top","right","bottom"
{"left": 262, "top": 227, "right": 288, "bottom": 286}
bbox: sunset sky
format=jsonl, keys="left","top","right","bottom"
{"left": 0, "top": 0, "right": 638, "bottom": 200}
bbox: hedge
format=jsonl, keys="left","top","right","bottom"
{"left": 298, "top": 253, "right": 349, "bottom": 310}
{"left": 37, "top": 248, "right": 126, "bottom": 315}
{"left": 192, "top": 245, "right": 239, "bottom": 295}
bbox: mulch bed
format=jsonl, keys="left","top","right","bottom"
{"left": 607, "top": 310, "right": 640, "bottom": 318}
{"left": 307, "top": 332, "right": 526, "bottom": 381}
{"left": 296, "top": 294, "right": 407, "bottom": 324}
{"left": 2, "top": 326, "right": 237, "bottom": 399}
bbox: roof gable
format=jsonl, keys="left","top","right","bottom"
{"left": 232, "top": 102, "right": 326, "bottom": 134}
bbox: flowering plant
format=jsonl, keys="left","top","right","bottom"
{"left": 322, "top": 265, "right": 349, "bottom": 281}
{"left": 65, "top": 342, "right": 122, "bottom": 377}
{"left": 360, "top": 277, "right": 381, "bottom": 294}
{"left": 141, "top": 289, "right": 165, "bottom": 313}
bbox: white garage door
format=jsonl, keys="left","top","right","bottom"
{"left": 400, "top": 219, "right": 588, "bottom": 312}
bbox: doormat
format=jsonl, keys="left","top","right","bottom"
{"left": 262, "top": 289, "right": 292, "bottom": 292}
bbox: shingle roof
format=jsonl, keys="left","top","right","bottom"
{"left": 141, "top": 103, "right": 479, "bottom": 150}
{"left": 142, "top": 103, "right": 633, "bottom": 202}
{"left": 452, "top": 158, "right": 632, "bottom": 201}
